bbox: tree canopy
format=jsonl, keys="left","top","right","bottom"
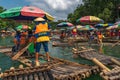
{"left": 67, "top": 0, "right": 120, "bottom": 24}
{"left": 1, "top": 0, "right": 120, "bottom": 30}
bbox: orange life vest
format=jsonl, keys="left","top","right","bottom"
{"left": 35, "top": 23, "right": 49, "bottom": 34}
{"left": 35, "top": 22, "right": 50, "bottom": 42}
{"left": 13, "top": 38, "right": 18, "bottom": 45}
{"left": 98, "top": 34, "right": 103, "bottom": 39}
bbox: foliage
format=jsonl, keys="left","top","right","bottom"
{"left": 67, "top": 0, "right": 120, "bottom": 23}
{"left": 48, "top": 21, "right": 59, "bottom": 30}
{"left": 0, "top": 6, "right": 6, "bottom": 29}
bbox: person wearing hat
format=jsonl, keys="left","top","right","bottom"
{"left": 34, "top": 17, "right": 50, "bottom": 66}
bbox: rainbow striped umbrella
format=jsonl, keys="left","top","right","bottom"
{"left": 80, "top": 25, "right": 95, "bottom": 31}
{"left": 106, "top": 24, "right": 120, "bottom": 30}
{"left": 77, "top": 16, "right": 103, "bottom": 24}
{"left": 16, "top": 25, "right": 30, "bottom": 30}
{"left": 114, "top": 21, "right": 120, "bottom": 25}
{"left": 95, "top": 23, "right": 113, "bottom": 28}
{"left": 76, "top": 25, "right": 83, "bottom": 29}
{"left": 0, "top": 6, "right": 54, "bottom": 21}
{"left": 57, "top": 22, "right": 74, "bottom": 27}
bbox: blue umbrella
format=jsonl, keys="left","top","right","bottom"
{"left": 95, "top": 23, "right": 113, "bottom": 28}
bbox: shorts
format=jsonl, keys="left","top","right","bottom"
{"left": 35, "top": 41, "right": 49, "bottom": 53}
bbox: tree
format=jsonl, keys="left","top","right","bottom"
{"left": 67, "top": 0, "right": 120, "bottom": 23}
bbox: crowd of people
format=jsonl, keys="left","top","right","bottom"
{"left": 11, "top": 18, "right": 120, "bottom": 66}
{"left": 13, "top": 18, "right": 50, "bottom": 66}
{"left": 59, "top": 28, "right": 104, "bottom": 44}
{"left": 59, "top": 27, "right": 120, "bottom": 42}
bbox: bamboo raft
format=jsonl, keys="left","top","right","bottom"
{"left": 72, "top": 47, "right": 120, "bottom": 80}
{"left": 0, "top": 65, "right": 54, "bottom": 80}
{"left": 52, "top": 41, "right": 120, "bottom": 47}
{"left": 0, "top": 46, "right": 12, "bottom": 49}
{"left": 93, "top": 58, "right": 120, "bottom": 80}
{"left": 51, "top": 37, "right": 88, "bottom": 44}
{"left": 0, "top": 46, "right": 100, "bottom": 80}
{"left": 51, "top": 37, "right": 120, "bottom": 43}
{"left": 72, "top": 48, "right": 120, "bottom": 66}
{"left": 52, "top": 41, "right": 73, "bottom": 47}
{"left": 100, "top": 66, "right": 120, "bottom": 80}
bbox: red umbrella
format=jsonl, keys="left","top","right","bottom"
{"left": 21, "top": 6, "right": 45, "bottom": 17}
{"left": 77, "top": 16, "right": 103, "bottom": 24}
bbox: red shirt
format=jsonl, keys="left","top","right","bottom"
{"left": 72, "top": 28, "right": 77, "bottom": 35}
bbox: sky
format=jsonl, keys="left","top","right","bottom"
{"left": 0, "top": 0, "right": 83, "bottom": 21}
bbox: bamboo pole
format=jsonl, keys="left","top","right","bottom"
{"left": 111, "top": 58, "right": 120, "bottom": 66}
{"left": 92, "top": 58, "right": 110, "bottom": 72}
{"left": 12, "top": 43, "right": 31, "bottom": 60}
{"left": 111, "top": 40, "right": 120, "bottom": 47}
{"left": 73, "top": 48, "right": 95, "bottom": 54}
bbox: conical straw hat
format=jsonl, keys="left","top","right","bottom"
{"left": 34, "top": 17, "right": 45, "bottom": 21}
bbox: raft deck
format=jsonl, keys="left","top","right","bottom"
{"left": 72, "top": 48, "right": 120, "bottom": 66}
{"left": 0, "top": 47, "right": 100, "bottom": 80}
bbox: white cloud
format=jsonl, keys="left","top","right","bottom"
{"left": 46, "top": 0, "right": 82, "bottom": 11}
{"left": 45, "top": 0, "right": 73, "bottom": 10}
{"left": 25, "top": 0, "right": 82, "bottom": 21}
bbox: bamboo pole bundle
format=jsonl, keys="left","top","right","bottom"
{"left": 0, "top": 46, "right": 12, "bottom": 49}
{"left": 0, "top": 48, "right": 11, "bottom": 53}
{"left": 111, "top": 58, "right": 120, "bottom": 66}
{"left": 72, "top": 47, "right": 120, "bottom": 66}
{"left": 1, "top": 65, "right": 54, "bottom": 80}
{"left": 93, "top": 58, "right": 120, "bottom": 80}
{"left": 92, "top": 58, "right": 110, "bottom": 72}
{"left": 12, "top": 43, "right": 31, "bottom": 60}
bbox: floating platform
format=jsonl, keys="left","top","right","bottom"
{"left": 100, "top": 66, "right": 120, "bottom": 80}
{"left": 52, "top": 41, "right": 73, "bottom": 47}
{"left": 72, "top": 47, "right": 120, "bottom": 80}
{"left": 52, "top": 41, "right": 120, "bottom": 47}
{"left": 93, "top": 58, "right": 120, "bottom": 80}
{"left": 72, "top": 48, "right": 120, "bottom": 66}
{"left": 51, "top": 37, "right": 120, "bottom": 43}
{"left": 0, "top": 46, "right": 100, "bottom": 80}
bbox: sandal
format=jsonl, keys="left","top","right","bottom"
{"left": 35, "top": 61, "right": 40, "bottom": 66}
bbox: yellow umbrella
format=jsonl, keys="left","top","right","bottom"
{"left": 45, "top": 12, "right": 55, "bottom": 21}
{"left": 76, "top": 25, "right": 83, "bottom": 29}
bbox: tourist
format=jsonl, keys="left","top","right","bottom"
{"left": 118, "top": 30, "right": 120, "bottom": 40}
{"left": 87, "top": 31, "right": 94, "bottom": 47}
{"left": 34, "top": 17, "right": 50, "bottom": 66}
{"left": 12, "top": 30, "right": 21, "bottom": 52}
{"left": 19, "top": 30, "right": 28, "bottom": 50}
{"left": 71, "top": 26, "right": 77, "bottom": 38}
{"left": 60, "top": 30, "right": 66, "bottom": 39}
{"left": 28, "top": 29, "right": 36, "bottom": 43}
{"left": 97, "top": 31, "right": 103, "bottom": 45}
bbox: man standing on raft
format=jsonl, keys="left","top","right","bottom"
{"left": 34, "top": 17, "right": 50, "bottom": 66}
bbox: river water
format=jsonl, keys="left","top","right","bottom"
{"left": 0, "top": 36, "right": 120, "bottom": 80}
